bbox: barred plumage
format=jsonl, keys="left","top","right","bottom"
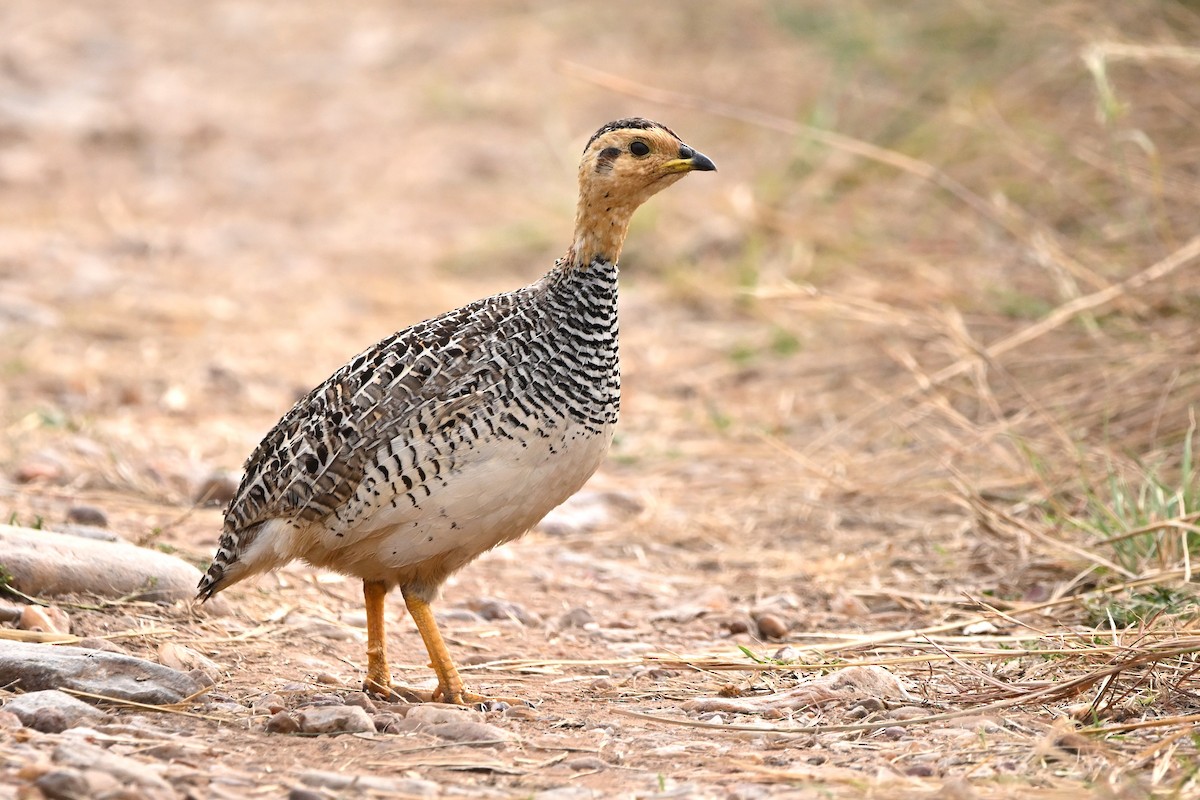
{"left": 197, "top": 118, "right": 715, "bottom": 705}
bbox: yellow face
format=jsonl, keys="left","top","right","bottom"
{"left": 578, "top": 119, "right": 716, "bottom": 210}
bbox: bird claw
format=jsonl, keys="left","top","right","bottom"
{"left": 365, "top": 680, "right": 531, "bottom": 710}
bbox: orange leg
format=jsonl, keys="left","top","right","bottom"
{"left": 402, "top": 587, "right": 469, "bottom": 704}
{"left": 362, "top": 580, "right": 393, "bottom": 696}
{"left": 402, "top": 588, "right": 529, "bottom": 707}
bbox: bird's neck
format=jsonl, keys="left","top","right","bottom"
{"left": 566, "top": 190, "right": 639, "bottom": 268}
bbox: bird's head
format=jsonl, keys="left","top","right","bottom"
{"left": 570, "top": 118, "right": 715, "bottom": 265}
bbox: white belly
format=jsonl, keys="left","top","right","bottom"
{"left": 276, "top": 421, "right": 614, "bottom": 582}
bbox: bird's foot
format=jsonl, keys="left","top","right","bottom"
{"left": 366, "top": 681, "right": 530, "bottom": 711}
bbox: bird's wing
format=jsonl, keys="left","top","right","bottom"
{"left": 221, "top": 288, "right": 532, "bottom": 544}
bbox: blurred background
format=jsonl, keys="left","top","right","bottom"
{"left": 2, "top": 0, "right": 1199, "bottom": 670}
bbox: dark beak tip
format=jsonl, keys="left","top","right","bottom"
{"left": 692, "top": 152, "right": 717, "bottom": 172}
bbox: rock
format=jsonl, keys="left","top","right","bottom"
{"left": 0, "top": 524, "right": 221, "bottom": 605}
{"left": 473, "top": 598, "right": 539, "bottom": 625}
{"left": 18, "top": 604, "right": 71, "bottom": 634}
{"left": 373, "top": 712, "right": 403, "bottom": 733}
{"left": 404, "top": 704, "right": 482, "bottom": 726}
{"left": 0, "top": 601, "right": 22, "bottom": 624}
{"left": 295, "top": 704, "right": 375, "bottom": 734}
{"left": 753, "top": 613, "right": 789, "bottom": 640}
{"left": 194, "top": 470, "right": 240, "bottom": 507}
{"left": 65, "top": 505, "right": 108, "bottom": 528}
{"left": 299, "top": 770, "right": 439, "bottom": 798}
{"left": 288, "top": 789, "right": 326, "bottom": 800}
{"left": 0, "top": 640, "right": 207, "bottom": 704}
{"left": 423, "top": 720, "right": 512, "bottom": 744}
{"left": 53, "top": 740, "right": 173, "bottom": 796}
{"left": 34, "top": 768, "right": 90, "bottom": 800}
{"left": 342, "top": 691, "right": 377, "bottom": 714}
{"left": 0, "top": 710, "right": 21, "bottom": 729}
{"left": 554, "top": 607, "right": 595, "bottom": 630}
{"left": 537, "top": 490, "right": 642, "bottom": 536}
{"left": 3, "top": 690, "right": 108, "bottom": 732}
{"left": 157, "top": 642, "right": 220, "bottom": 677}
{"left": 266, "top": 710, "right": 300, "bottom": 734}
{"left": 566, "top": 756, "right": 608, "bottom": 771}
{"left": 14, "top": 457, "right": 66, "bottom": 484}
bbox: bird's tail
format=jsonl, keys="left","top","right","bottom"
{"left": 196, "top": 525, "right": 248, "bottom": 601}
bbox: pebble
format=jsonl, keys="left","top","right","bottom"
{"left": 474, "top": 598, "right": 539, "bottom": 625}
{"left": 0, "top": 710, "right": 21, "bottom": 729}
{"left": 554, "top": 607, "right": 595, "bottom": 629}
{"left": 65, "top": 505, "right": 108, "bottom": 527}
{"left": 565, "top": 756, "right": 608, "bottom": 771}
{"left": 373, "top": 712, "right": 404, "bottom": 733}
{"left": 0, "top": 640, "right": 207, "bottom": 704}
{"left": 343, "top": 691, "right": 377, "bottom": 714}
{"left": 422, "top": 720, "right": 512, "bottom": 745}
{"left": 295, "top": 704, "right": 375, "bottom": 734}
{"left": 34, "top": 769, "right": 91, "bottom": 800}
{"left": 725, "top": 615, "right": 754, "bottom": 635}
{"left": 3, "top": 690, "right": 108, "bottom": 733}
{"left": 536, "top": 489, "right": 641, "bottom": 536}
{"left": 288, "top": 790, "right": 326, "bottom": 800}
{"left": 157, "top": 642, "right": 220, "bottom": 677}
{"left": 53, "top": 740, "right": 172, "bottom": 795}
{"left": 18, "top": 604, "right": 70, "bottom": 634}
{"left": 405, "top": 704, "right": 482, "bottom": 726}
{"left": 754, "top": 613, "right": 789, "bottom": 640}
{"left": 14, "top": 457, "right": 66, "bottom": 484}
{"left": 265, "top": 710, "right": 300, "bottom": 734}
{"left": 194, "top": 470, "right": 239, "bottom": 507}
{"left": 299, "top": 770, "right": 439, "bottom": 798}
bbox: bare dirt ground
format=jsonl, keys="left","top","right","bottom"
{"left": 3, "top": 2, "right": 1200, "bottom": 798}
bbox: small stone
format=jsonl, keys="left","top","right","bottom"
{"left": 34, "top": 768, "right": 90, "bottom": 800}
{"left": 157, "top": 642, "right": 220, "bottom": 676}
{"left": 65, "top": 505, "right": 108, "bottom": 528}
{"left": 474, "top": 598, "right": 539, "bottom": 625}
{"left": 565, "top": 756, "right": 608, "bottom": 771}
{"left": 405, "top": 704, "right": 482, "bottom": 726}
{"left": 296, "top": 704, "right": 375, "bottom": 735}
{"left": 254, "top": 693, "right": 287, "bottom": 714}
{"left": 18, "top": 604, "right": 70, "bottom": 634}
{"left": 15, "top": 458, "right": 65, "bottom": 484}
{"left": 555, "top": 607, "right": 595, "bottom": 629}
{"left": 0, "top": 710, "right": 21, "bottom": 729}
{"left": 288, "top": 790, "right": 326, "bottom": 800}
{"left": 887, "top": 706, "right": 932, "bottom": 721}
{"left": 725, "top": 615, "right": 754, "bottom": 635}
{"left": 905, "top": 764, "right": 935, "bottom": 777}
{"left": 4, "top": 690, "right": 108, "bottom": 732}
{"left": 265, "top": 710, "right": 300, "bottom": 734}
{"left": 754, "top": 613, "right": 789, "bottom": 640}
{"left": 373, "top": 712, "right": 403, "bottom": 733}
{"left": 423, "top": 720, "right": 511, "bottom": 745}
{"left": 343, "top": 691, "right": 377, "bottom": 714}
{"left": 0, "top": 602, "right": 22, "bottom": 624}
{"left": 879, "top": 726, "right": 906, "bottom": 740}
{"left": 194, "top": 470, "right": 239, "bottom": 507}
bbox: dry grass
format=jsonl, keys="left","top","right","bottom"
{"left": 2, "top": 0, "right": 1200, "bottom": 797}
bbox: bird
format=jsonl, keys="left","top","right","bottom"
{"left": 196, "top": 118, "right": 715, "bottom": 705}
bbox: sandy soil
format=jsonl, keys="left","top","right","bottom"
{"left": 3, "top": 2, "right": 1199, "bottom": 798}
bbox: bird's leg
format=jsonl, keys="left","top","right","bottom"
{"left": 400, "top": 587, "right": 530, "bottom": 708}
{"left": 401, "top": 586, "right": 468, "bottom": 704}
{"left": 362, "top": 579, "right": 393, "bottom": 697}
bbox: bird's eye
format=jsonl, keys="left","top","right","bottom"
{"left": 629, "top": 141, "right": 650, "bottom": 157}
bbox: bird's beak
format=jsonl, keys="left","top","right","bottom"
{"left": 664, "top": 145, "right": 717, "bottom": 174}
